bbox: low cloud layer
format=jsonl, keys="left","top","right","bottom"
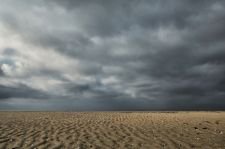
{"left": 0, "top": 0, "right": 225, "bottom": 111}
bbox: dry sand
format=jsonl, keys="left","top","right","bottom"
{"left": 0, "top": 112, "right": 225, "bottom": 149}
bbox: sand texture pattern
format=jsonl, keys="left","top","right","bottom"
{"left": 0, "top": 112, "right": 225, "bottom": 149}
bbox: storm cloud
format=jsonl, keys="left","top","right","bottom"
{"left": 0, "top": 84, "right": 51, "bottom": 100}
{"left": 0, "top": 0, "right": 225, "bottom": 111}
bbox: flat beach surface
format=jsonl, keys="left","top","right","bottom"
{"left": 0, "top": 112, "right": 225, "bottom": 149}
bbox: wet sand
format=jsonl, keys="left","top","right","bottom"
{"left": 0, "top": 112, "right": 225, "bottom": 149}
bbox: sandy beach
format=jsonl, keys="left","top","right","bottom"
{"left": 0, "top": 112, "right": 225, "bottom": 149}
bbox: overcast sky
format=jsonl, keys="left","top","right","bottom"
{"left": 0, "top": 0, "right": 225, "bottom": 111}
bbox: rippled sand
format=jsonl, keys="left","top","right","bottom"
{"left": 0, "top": 112, "right": 225, "bottom": 149}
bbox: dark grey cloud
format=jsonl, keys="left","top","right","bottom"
{"left": 0, "top": 67, "right": 4, "bottom": 76}
{"left": 0, "top": 0, "right": 225, "bottom": 110}
{"left": 0, "top": 84, "right": 51, "bottom": 100}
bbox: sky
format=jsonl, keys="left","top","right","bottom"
{"left": 0, "top": 0, "right": 225, "bottom": 111}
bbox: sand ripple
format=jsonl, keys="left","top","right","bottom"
{"left": 0, "top": 112, "right": 225, "bottom": 149}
